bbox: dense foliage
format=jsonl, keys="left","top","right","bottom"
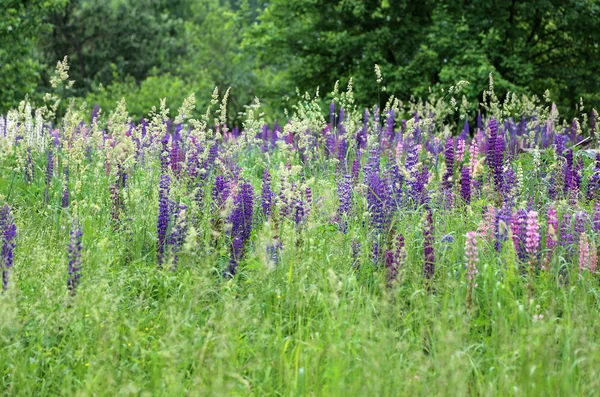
{"left": 1, "top": 59, "right": 600, "bottom": 395}
{"left": 2, "top": 0, "right": 600, "bottom": 120}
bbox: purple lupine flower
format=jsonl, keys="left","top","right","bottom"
{"left": 337, "top": 174, "right": 352, "bottom": 233}
{"left": 461, "top": 165, "right": 471, "bottom": 205}
{"left": 337, "top": 138, "right": 347, "bottom": 169}
{"left": 261, "top": 169, "right": 273, "bottom": 218}
{"left": 560, "top": 212, "right": 574, "bottom": 254}
{"left": 226, "top": 181, "right": 254, "bottom": 277}
{"left": 212, "top": 175, "right": 229, "bottom": 211}
{"left": 386, "top": 161, "right": 403, "bottom": 211}
{"left": 493, "top": 132, "right": 505, "bottom": 192}
{"left": 574, "top": 211, "right": 587, "bottom": 245}
{"left": 593, "top": 203, "right": 600, "bottom": 233}
{"left": 167, "top": 205, "right": 187, "bottom": 271}
{"left": 548, "top": 171, "right": 557, "bottom": 200}
{"left": 294, "top": 198, "right": 305, "bottom": 226}
{"left": 587, "top": 153, "right": 600, "bottom": 201}
{"left": 305, "top": 187, "right": 312, "bottom": 217}
{"left": 266, "top": 237, "right": 282, "bottom": 267}
{"left": 423, "top": 207, "right": 435, "bottom": 281}
{"left": 157, "top": 174, "right": 171, "bottom": 267}
{"left": 160, "top": 133, "right": 170, "bottom": 173}
{"left": 351, "top": 159, "right": 360, "bottom": 184}
{"left": 367, "top": 168, "right": 389, "bottom": 235}
{"left": 1, "top": 204, "right": 16, "bottom": 291}
{"left": 444, "top": 137, "right": 454, "bottom": 186}
{"left": 61, "top": 166, "right": 69, "bottom": 208}
{"left": 67, "top": 221, "right": 82, "bottom": 294}
{"left": 564, "top": 149, "right": 573, "bottom": 195}
{"left": 45, "top": 150, "right": 54, "bottom": 204}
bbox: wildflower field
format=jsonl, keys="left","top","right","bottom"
{"left": 2, "top": 61, "right": 600, "bottom": 396}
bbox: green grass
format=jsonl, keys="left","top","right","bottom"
{"left": 1, "top": 146, "right": 600, "bottom": 397}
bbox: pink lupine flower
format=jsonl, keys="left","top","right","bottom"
{"left": 525, "top": 211, "right": 540, "bottom": 257}
{"left": 579, "top": 233, "right": 591, "bottom": 274}
{"left": 590, "top": 244, "right": 598, "bottom": 273}
{"left": 465, "top": 232, "right": 479, "bottom": 285}
{"left": 477, "top": 206, "right": 496, "bottom": 242}
{"left": 469, "top": 140, "right": 478, "bottom": 176}
{"left": 457, "top": 138, "right": 466, "bottom": 163}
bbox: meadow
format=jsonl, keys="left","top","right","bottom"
{"left": 1, "top": 62, "right": 600, "bottom": 396}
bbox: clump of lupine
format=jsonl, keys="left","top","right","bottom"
{"left": 67, "top": 220, "right": 82, "bottom": 295}
{"left": 1, "top": 60, "right": 600, "bottom": 303}
{"left": 1, "top": 204, "right": 16, "bottom": 291}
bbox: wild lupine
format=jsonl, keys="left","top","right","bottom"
{"left": 1, "top": 204, "right": 16, "bottom": 291}
{"left": 465, "top": 231, "right": 478, "bottom": 308}
{"left": 45, "top": 150, "right": 54, "bottom": 203}
{"left": 62, "top": 166, "right": 69, "bottom": 208}
{"left": 351, "top": 159, "right": 360, "bottom": 184}
{"left": 168, "top": 205, "right": 187, "bottom": 271}
{"left": 387, "top": 233, "right": 406, "bottom": 285}
{"left": 67, "top": 221, "right": 83, "bottom": 294}
{"left": 593, "top": 203, "right": 600, "bottom": 233}
{"left": 587, "top": 153, "right": 600, "bottom": 201}
{"left": 423, "top": 208, "right": 435, "bottom": 281}
{"left": 444, "top": 137, "right": 454, "bottom": 186}
{"left": 525, "top": 211, "right": 540, "bottom": 258}
{"left": 461, "top": 165, "right": 471, "bottom": 204}
{"left": 579, "top": 233, "right": 591, "bottom": 274}
{"left": 456, "top": 137, "right": 466, "bottom": 163}
{"left": 157, "top": 174, "right": 171, "bottom": 267}
{"left": 261, "top": 169, "right": 273, "bottom": 218}
{"left": 337, "top": 174, "right": 352, "bottom": 233}
{"left": 266, "top": 237, "right": 282, "bottom": 267}
{"left": 226, "top": 181, "right": 254, "bottom": 277}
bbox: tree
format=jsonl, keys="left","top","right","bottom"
{"left": 0, "top": 0, "right": 67, "bottom": 112}
{"left": 247, "top": 0, "right": 600, "bottom": 114}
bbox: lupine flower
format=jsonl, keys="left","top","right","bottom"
{"left": 579, "top": 233, "right": 591, "bottom": 274}
{"left": 525, "top": 211, "right": 540, "bottom": 258}
{"left": 266, "top": 237, "right": 282, "bottom": 267}
{"left": 168, "top": 205, "right": 187, "bottom": 271}
{"left": 45, "top": 150, "right": 54, "bottom": 203}
{"left": 593, "top": 203, "right": 600, "bottom": 233}
{"left": 423, "top": 207, "right": 435, "bottom": 281}
{"left": 226, "top": 181, "right": 254, "bottom": 277}
{"left": 351, "top": 159, "right": 360, "bottom": 184}
{"left": 337, "top": 174, "right": 352, "bottom": 233}
{"left": 465, "top": 232, "right": 479, "bottom": 284}
{"left": 261, "top": 169, "right": 273, "bottom": 218}
{"left": 456, "top": 137, "right": 466, "bottom": 163}
{"left": 1, "top": 204, "right": 16, "bottom": 291}
{"left": 590, "top": 244, "right": 598, "bottom": 273}
{"left": 62, "top": 166, "right": 69, "bottom": 208}
{"left": 461, "top": 165, "right": 471, "bottom": 204}
{"left": 157, "top": 174, "right": 171, "bottom": 267}
{"left": 67, "top": 221, "right": 82, "bottom": 294}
